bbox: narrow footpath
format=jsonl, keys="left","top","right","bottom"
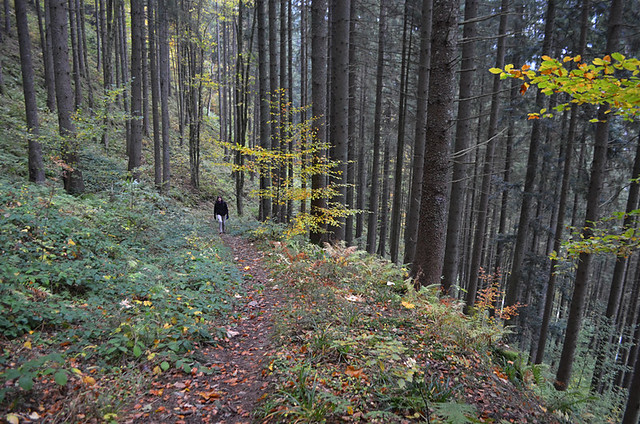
{"left": 125, "top": 235, "right": 277, "bottom": 424}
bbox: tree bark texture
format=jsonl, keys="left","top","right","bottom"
{"left": 128, "top": 0, "right": 143, "bottom": 177}
{"left": 327, "top": 0, "right": 349, "bottom": 242}
{"left": 309, "top": 0, "right": 327, "bottom": 245}
{"left": 412, "top": 0, "right": 459, "bottom": 287}
{"left": 15, "top": 0, "right": 45, "bottom": 183}
{"left": 403, "top": 0, "right": 432, "bottom": 265}
{"left": 50, "top": 0, "right": 84, "bottom": 193}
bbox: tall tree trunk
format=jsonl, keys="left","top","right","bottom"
{"left": 344, "top": 0, "right": 356, "bottom": 244}
{"left": 592, "top": 133, "right": 640, "bottom": 390}
{"left": 95, "top": 0, "right": 101, "bottom": 69}
{"left": 234, "top": 0, "right": 252, "bottom": 214}
{"left": 378, "top": 118, "right": 391, "bottom": 257}
{"left": 365, "top": 0, "right": 386, "bottom": 254}
{"left": 141, "top": 1, "right": 149, "bottom": 137}
{"left": 286, "top": 0, "right": 293, "bottom": 221}
{"left": 389, "top": 1, "right": 411, "bottom": 263}
{"left": 299, "top": 0, "right": 308, "bottom": 217}
{"left": 505, "top": 0, "right": 556, "bottom": 316}
{"left": 257, "top": 0, "right": 271, "bottom": 220}
{"left": 309, "top": 0, "right": 327, "bottom": 245}
{"left": 462, "top": 0, "right": 507, "bottom": 309}
{"left": 555, "top": 0, "right": 624, "bottom": 390}
{"left": 158, "top": 0, "right": 170, "bottom": 192}
{"left": 327, "top": 0, "right": 350, "bottom": 242}
{"left": 148, "top": 0, "right": 161, "bottom": 189}
{"left": 101, "top": 0, "right": 113, "bottom": 149}
{"left": 16, "top": 0, "right": 45, "bottom": 183}
{"left": 37, "top": 0, "right": 56, "bottom": 111}
{"left": 412, "top": 0, "right": 459, "bottom": 287}
{"left": 128, "top": 0, "right": 143, "bottom": 177}
{"left": 78, "top": 0, "right": 93, "bottom": 109}
{"left": 622, "top": 326, "right": 640, "bottom": 423}
{"left": 50, "top": 0, "right": 84, "bottom": 193}
{"left": 277, "top": 0, "right": 287, "bottom": 221}
{"left": 67, "top": 0, "right": 82, "bottom": 109}
{"left": 403, "top": 0, "right": 432, "bottom": 265}
{"left": 355, "top": 66, "right": 367, "bottom": 241}
{"left": 442, "top": 0, "right": 479, "bottom": 293}
{"left": 269, "top": 0, "right": 281, "bottom": 220}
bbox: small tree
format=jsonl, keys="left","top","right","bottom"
{"left": 221, "top": 99, "right": 357, "bottom": 238}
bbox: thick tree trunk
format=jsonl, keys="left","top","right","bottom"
{"left": 403, "top": 0, "right": 432, "bottom": 265}
{"left": 344, "top": 0, "right": 356, "bottom": 244}
{"left": 50, "top": 0, "right": 84, "bottom": 193}
{"left": 309, "top": 0, "right": 327, "bottom": 245}
{"left": 128, "top": 0, "right": 143, "bottom": 177}
{"left": 327, "top": 0, "right": 350, "bottom": 242}
{"left": 15, "top": 0, "right": 45, "bottom": 183}
{"left": 148, "top": 0, "right": 161, "bottom": 189}
{"left": 158, "top": 0, "right": 170, "bottom": 192}
{"left": 412, "top": 0, "right": 459, "bottom": 287}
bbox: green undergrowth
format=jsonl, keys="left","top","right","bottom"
{"left": 255, "top": 240, "right": 568, "bottom": 424}
{"left": 0, "top": 174, "right": 243, "bottom": 419}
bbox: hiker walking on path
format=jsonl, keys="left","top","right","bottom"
{"left": 214, "top": 196, "right": 229, "bottom": 234}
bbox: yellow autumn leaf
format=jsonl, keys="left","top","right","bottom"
{"left": 24, "top": 340, "right": 32, "bottom": 349}
{"left": 6, "top": 413, "right": 20, "bottom": 424}
{"left": 401, "top": 301, "right": 415, "bottom": 309}
{"left": 83, "top": 376, "right": 96, "bottom": 385}
{"left": 68, "top": 239, "right": 76, "bottom": 246}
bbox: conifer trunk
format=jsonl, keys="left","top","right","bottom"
{"left": 412, "top": 0, "right": 459, "bottom": 286}
{"left": 50, "top": 0, "right": 84, "bottom": 193}
{"left": 15, "top": 0, "right": 45, "bottom": 183}
{"left": 403, "top": 0, "right": 432, "bottom": 265}
{"left": 309, "top": 0, "right": 327, "bottom": 245}
{"left": 555, "top": 0, "right": 623, "bottom": 391}
{"left": 365, "top": 0, "right": 386, "bottom": 254}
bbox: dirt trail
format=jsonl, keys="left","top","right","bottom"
{"left": 125, "top": 235, "right": 276, "bottom": 424}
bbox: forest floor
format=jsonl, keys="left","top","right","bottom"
{"left": 0, "top": 185, "right": 568, "bottom": 423}
{"left": 122, "top": 234, "right": 278, "bottom": 424}
{"left": 121, "top": 233, "right": 564, "bottom": 424}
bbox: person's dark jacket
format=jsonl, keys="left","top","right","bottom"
{"left": 214, "top": 200, "right": 229, "bottom": 219}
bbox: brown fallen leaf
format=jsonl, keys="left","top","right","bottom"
{"left": 198, "top": 390, "right": 222, "bottom": 402}
{"left": 345, "top": 365, "right": 367, "bottom": 380}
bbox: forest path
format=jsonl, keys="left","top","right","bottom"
{"left": 125, "top": 234, "right": 277, "bottom": 424}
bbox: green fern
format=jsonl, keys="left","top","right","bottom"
{"left": 432, "top": 402, "right": 479, "bottom": 424}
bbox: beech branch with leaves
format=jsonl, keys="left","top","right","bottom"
{"left": 491, "top": 54, "right": 640, "bottom": 262}
{"left": 490, "top": 53, "right": 640, "bottom": 121}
